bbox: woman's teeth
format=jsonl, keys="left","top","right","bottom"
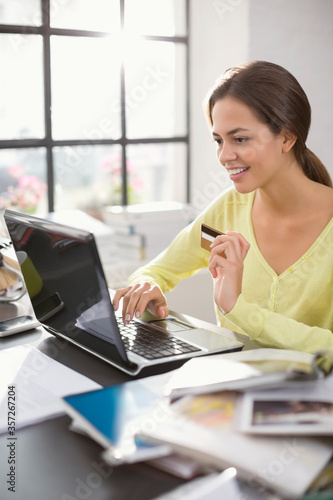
{"left": 229, "top": 167, "right": 248, "bottom": 175}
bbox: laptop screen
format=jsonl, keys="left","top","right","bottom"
{"left": 4, "top": 210, "right": 130, "bottom": 368}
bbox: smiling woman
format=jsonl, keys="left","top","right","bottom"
{"left": 113, "top": 60, "right": 333, "bottom": 365}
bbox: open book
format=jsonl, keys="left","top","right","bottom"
{"left": 165, "top": 348, "right": 333, "bottom": 401}
{"left": 138, "top": 390, "right": 333, "bottom": 499}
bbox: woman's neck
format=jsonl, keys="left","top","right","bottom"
{"left": 254, "top": 170, "right": 318, "bottom": 219}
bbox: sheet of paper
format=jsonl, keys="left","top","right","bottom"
{"left": 0, "top": 344, "right": 101, "bottom": 434}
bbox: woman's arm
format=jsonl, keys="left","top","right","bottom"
{"left": 113, "top": 216, "right": 210, "bottom": 322}
{"left": 226, "top": 293, "right": 333, "bottom": 353}
{"left": 209, "top": 232, "right": 333, "bottom": 356}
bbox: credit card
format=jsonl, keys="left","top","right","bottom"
{"left": 201, "top": 223, "right": 225, "bottom": 251}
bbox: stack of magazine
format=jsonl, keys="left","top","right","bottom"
{"left": 62, "top": 348, "right": 333, "bottom": 499}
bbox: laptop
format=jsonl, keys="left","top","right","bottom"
{"left": 4, "top": 209, "right": 243, "bottom": 375}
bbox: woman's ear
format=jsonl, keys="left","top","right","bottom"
{"left": 281, "top": 129, "right": 297, "bottom": 153}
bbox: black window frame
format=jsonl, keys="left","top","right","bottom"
{"left": 0, "top": 0, "right": 190, "bottom": 212}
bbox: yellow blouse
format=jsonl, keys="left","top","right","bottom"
{"left": 128, "top": 187, "right": 333, "bottom": 355}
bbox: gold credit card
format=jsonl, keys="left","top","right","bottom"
{"left": 201, "top": 223, "right": 225, "bottom": 251}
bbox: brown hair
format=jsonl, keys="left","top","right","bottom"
{"left": 204, "top": 61, "right": 332, "bottom": 187}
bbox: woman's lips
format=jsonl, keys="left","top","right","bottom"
{"left": 228, "top": 166, "right": 250, "bottom": 180}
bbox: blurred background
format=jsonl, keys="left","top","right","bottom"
{"left": 0, "top": 0, "right": 332, "bottom": 216}
{"left": 0, "top": 0, "right": 332, "bottom": 321}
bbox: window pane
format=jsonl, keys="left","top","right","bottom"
{"left": 125, "top": 40, "right": 187, "bottom": 139}
{"left": 50, "top": 0, "right": 120, "bottom": 33}
{"left": 0, "top": 0, "right": 41, "bottom": 26}
{"left": 53, "top": 145, "right": 123, "bottom": 211}
{"left": 126, "top": 143, "right": 187, "bottom": 204}
{"left": 51, "top": 36, "right": 121, "bottom": 140}
{"left": 125, "top": 0, "right": 186, "bottom": 36}
{"left": 0, "top": 34, "right": 44, "bottom": 140}
{"left": 0, "top": 148, "right": 47, "bottom": 215}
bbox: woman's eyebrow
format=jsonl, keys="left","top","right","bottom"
{"left": 212, "top": 127, "right": 250, "bottom": 137}
{"left": 227, "top": 127, "right": 250, "bottom": 135}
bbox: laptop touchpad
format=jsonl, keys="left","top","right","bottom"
{"left": 175, "top": 329, "right": 243, "bottom": 351}
{"left": 149, "top": 318, "right": 191, "bottom": 333}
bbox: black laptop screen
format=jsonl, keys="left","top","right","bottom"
{"left": 4, "top": 210, "right": 130, "bottom": 367}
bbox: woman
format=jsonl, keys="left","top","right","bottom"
{"left": 113, "top": 61, "right": 333, "bottom": 356}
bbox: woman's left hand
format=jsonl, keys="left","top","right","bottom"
{"left": 208, "top": 231, "right": 250, "bottom": 314}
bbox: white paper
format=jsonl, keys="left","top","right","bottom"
{"left": 0, "top": 344, "right": 101, "bottom": 434}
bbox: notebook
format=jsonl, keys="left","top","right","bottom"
{"left": 4, "top": 209, "right": 243, "bottom": 375}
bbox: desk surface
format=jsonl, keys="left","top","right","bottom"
{"left": 0, "top": 310, "right": 258, "bottom": 500}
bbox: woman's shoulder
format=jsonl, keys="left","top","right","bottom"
{"left": 312, "top": 182, "right": 333, "bottom": 219}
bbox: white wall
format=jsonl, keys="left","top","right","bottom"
{"left": 169, "top": 0, "right": 333, "bottom": 323}
{"left": 247, "top": 0, "right": 333, "bottom": 175}
{"left": 189, "top": 0, "right": 333, "bottom": 206}
{"left": 189, "top": 0, "right": 250, "bottom": 211}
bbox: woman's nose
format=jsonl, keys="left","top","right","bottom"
{"left": 218, "top": 144, "right": 237, "bottom": 165}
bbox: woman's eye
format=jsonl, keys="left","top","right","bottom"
{"left": 213, "top": 138, "right": 223, "bottom": 146}
{"left": 235, "top": 137, "right": 248, "bottom": 144}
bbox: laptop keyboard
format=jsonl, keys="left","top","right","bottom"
{"left": 116, "top": 317, "right": 201, "bottom": 360}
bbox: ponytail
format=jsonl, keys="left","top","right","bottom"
{"left": 299, "top": 147, "right": 332, "bottom": 188}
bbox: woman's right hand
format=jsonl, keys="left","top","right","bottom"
{"left": 112, "top": 282, "right": 169, "bottom": 325}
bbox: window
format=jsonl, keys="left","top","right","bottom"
{"left": 0, "top": 0, "right": 189, "bottom": 215}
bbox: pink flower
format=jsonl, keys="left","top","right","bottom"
{"left": 8, "top": 164, "right": 24, "bottom": 180}
{"left": 6, "top": 175, "right": 47, "bottom": 212}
